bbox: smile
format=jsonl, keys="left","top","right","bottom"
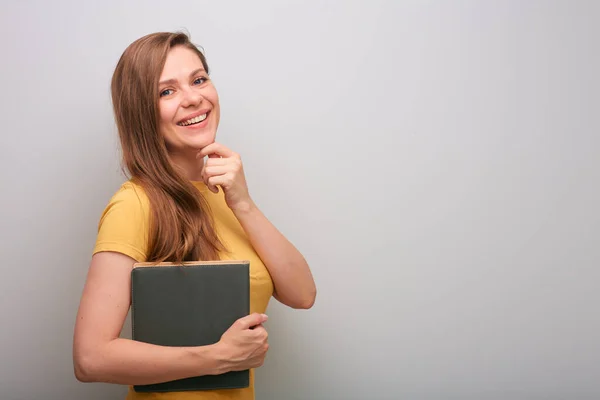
{"left": 177, "top": 112, "right": 209, "bottom": 126}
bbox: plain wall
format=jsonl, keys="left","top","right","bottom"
{"left": 1, "top": 1, "right": 599, "bottom": 399}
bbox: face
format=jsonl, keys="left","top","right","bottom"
{"left": 157, "top": 46, "right": 220, "bottom": 154}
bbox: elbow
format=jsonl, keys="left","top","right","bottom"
{"left": 74, "top": 357, "right": 94, "bottom": 383}
{"left": 275, "top": 288, "right": 317, "bottom": 310}
{"left": 73, "top": 349, "right": 101, "bottom": 383}
{"left": 74, "top": 366, "right": 92, "bottom": 383}
{"left": 297, "top": 298, "right": 315, "bottom": 310}
{"left": 74, "top": 361, "right": 92, "bottom": 383}
{"left": 296, "top": 287, "right": 317, "bottom": 310}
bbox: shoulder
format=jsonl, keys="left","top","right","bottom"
{"left": 94, "top": 180, "right": 151, "bottom": 262}
{"left": 99, "top": 181, "right": 150, "bottom": 220}
{"left": 107, "top": 180, "right": 149, "bottom": 207}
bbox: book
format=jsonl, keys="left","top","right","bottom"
{"left": 130, "top": 260, "right": 250, "bottom": 392}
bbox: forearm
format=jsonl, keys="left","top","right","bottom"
{"left": 75, "top": 338, "right": 227, "bottom": 385}
{"left": 233, "top": 200, "right": 316, "bottom": 309}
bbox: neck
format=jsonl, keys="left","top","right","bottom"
{"left": 168, "top": 150, "right": 204, "bottom": 182}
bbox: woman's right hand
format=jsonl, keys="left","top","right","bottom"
{"left": 216, "top": 313, "right": 270, "bottom": 372}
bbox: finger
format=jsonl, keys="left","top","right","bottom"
{"left": 205, "top": 177, "right": 219, "bottom": 193}
{"left": 201, "top": 168, "right": 219, "bottom": 193}
{"left": 207, "top": 183, "right": 219, "bottom": 194}
{"left": 198, "top": 142, "right": 236, "bottom": 159}
{"left": 235, "top": 313, "right": 268, "bottom": 330}
{"left": 203, "top": 165, "right": 231, "bottom": 177}
{"left": 207, "top": 173, "right": 234, "bottom": 189}
{"left": 251, "top": 325, "right": 268, "bottom": 339}
{"left": 206, "top": 157, "right": 228, "bottom": 166}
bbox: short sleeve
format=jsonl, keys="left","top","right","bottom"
{"left": 93, "top": 182, "right": 150, "bottom": 262}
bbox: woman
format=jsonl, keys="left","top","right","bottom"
{"left": 72, "top": 31, "right": 317, "bottom": 400}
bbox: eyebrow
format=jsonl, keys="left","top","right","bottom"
{"left": 159, "top": 68, "right": 206, "bottom": 86}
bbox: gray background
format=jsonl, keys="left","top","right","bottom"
{"left": 1, "top": 1, "right": 598, "bottom": 399}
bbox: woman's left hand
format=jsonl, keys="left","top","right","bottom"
{"left": 197, "top": 142, "right": 253, "bottom": 212}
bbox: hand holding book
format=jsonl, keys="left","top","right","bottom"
{"left": 215, "top": 313, "right": 270, "bottom": 372}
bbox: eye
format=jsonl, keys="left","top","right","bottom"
{"left": 159, "top": 88, "right": 173, "bottom": 97}
{"left": 193, "top": 77, "right": 208, "bottom": 85}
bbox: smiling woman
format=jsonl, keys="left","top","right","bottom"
{"left": 158, "top": 46, "right": 220, "bottom": 165}
{"left": 72, "top": 31, "right": 316, "bottom": 400}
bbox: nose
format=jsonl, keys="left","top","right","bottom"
{"left": 181, "top": 86, "right": 203, "bottom": 107}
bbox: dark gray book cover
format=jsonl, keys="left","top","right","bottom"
{"left": 130, "top": 260, "right": 250, "bottom": 392}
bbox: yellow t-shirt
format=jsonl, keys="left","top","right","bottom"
{"left": 93, "top": 180, "right": 274, "bottom": 400}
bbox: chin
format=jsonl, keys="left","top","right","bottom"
{"left": 185, "top": 135, "right": 216, "bottom": 150}
{"left": 163, "top": 121, "right": 217, "bottom": 153}
{"left": 175, "top": 122, "right": 215, "bottom": 141}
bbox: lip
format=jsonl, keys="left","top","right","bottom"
{"left": 177, "top": 109, "right": 211, "bottom": 126}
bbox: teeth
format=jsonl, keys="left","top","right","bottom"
{"left": 179, "top": 113, "right": 207, "bottom": 126}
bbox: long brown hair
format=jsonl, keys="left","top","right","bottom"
{"left": 110, "top": 31, "right": 225, "bottom": 263}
